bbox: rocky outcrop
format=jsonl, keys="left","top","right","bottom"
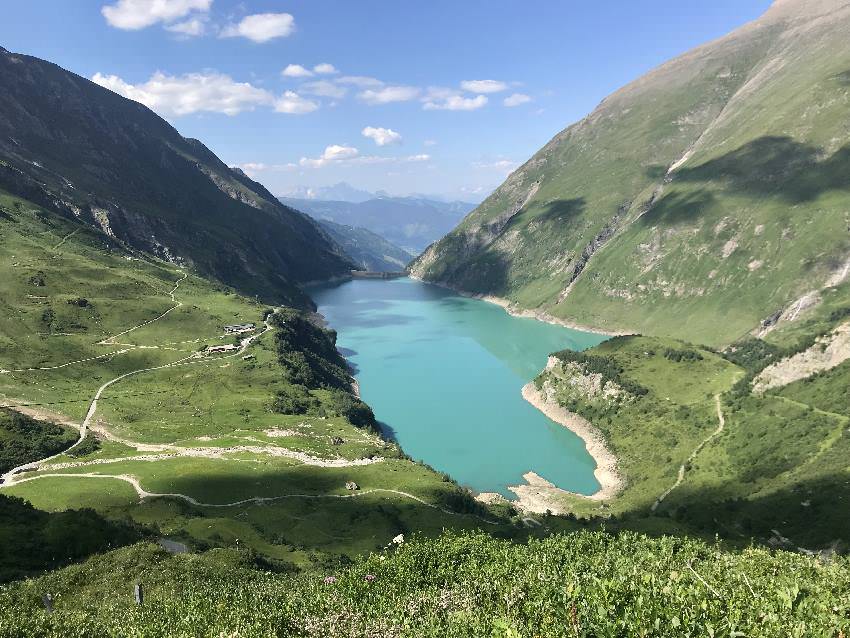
{"left": 754, "top": 322, "right": 850, "bottom": 392}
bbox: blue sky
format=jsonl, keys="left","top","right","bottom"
{"left": 1, "top": 0, "right": 771, "bottom": 201}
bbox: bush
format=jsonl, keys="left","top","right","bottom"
{"left": 663, "top": 348, "right": 704, "bottom": 362}
{"left": 326, "top": 389, "right": 377, "bottom": 430}
{"left": 272, "top": 385, "right": 319, "bottom": 415}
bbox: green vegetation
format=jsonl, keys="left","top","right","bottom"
{"left": 533, "top": 320, "right": 850, "bottom": 549}
{"left": 273, "top": 308, "right": 353, "bottom": 390}
{"left": 0, "top": 408, "right": 75, "bottom": 474}
{"left": 553, "top": 343, "right": 649, "bottom": 399}
{"left": 412, "top": 2, "right": 850, "bottom": 347}
{"left": 0, "top": 190, "right": 504, "bottom": 579}
{"left": 0, "top": 495, "right": 142, "bottom": 583}
{"left": 1, "top": 531, "right": 848, "bottom": 636}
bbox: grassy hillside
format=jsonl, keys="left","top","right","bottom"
{"left": 411, "top": 0, "right": 850, "bottom": 347}
{"left": 0, "top": 190, "right": 504, "bottom": 580}
{"left": 0, "top": 48, "right": 353, "bottom": 307}
{"left": 528, "top": 279, "right": 850, "bottom": 549}
{"left": 1, "top": 532, "right": 847, "bottom": 637}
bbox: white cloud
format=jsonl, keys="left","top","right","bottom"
{"left": 423, "top": 139, "right": 437, "bottom": 147}
{"left": 313, "top": 63, "right": 338, "bottom": 75}
{"left": 324, "top": 145, "right": 360, "bottom": 160}
{"left": 301, "top": 80, "right": 347, "bottom": 99}
{"left": 298, "top": 146, "right": 430, "bottom": 169}
{"left": 91, "top": 71, "right": 273, "bottom": 117}
{"left": 282, "top": 64, "right": 313, "bottom": 78}
{"left": 101, "top": 0, "right": 211, "bottom": 30}
{"left": 300, "top": 144, "right": 360, "bottom": 168}
{"left": 165, "top": 16, "right": 207, "bottom": 36}
{"left": 503, "top": 93, "right": 532, "bottom": 107}
{"left": 460, "top": 79, "right": 508, "bottom": 94}
{"left": 221, "top": 13, "right": 295, "bottom": 43}
{"left": 423, "top": 94, "right": 488, "bottom": 111}
{"left": 274, "top": 91, "right": 319, "bottom": 114}
{"left": 358, "top": 85, "right": 420, "bottom": 105}
{"left": 362, "top": 126, "right": 402, "bottom": 147}
{"left": 337, "top": 75, "right": 384, "bottom": 87}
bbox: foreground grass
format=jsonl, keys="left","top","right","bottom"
{"left": 1, "top": 531, "right": 847, "bottom": 637}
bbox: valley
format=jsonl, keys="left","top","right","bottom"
{"left": 0, "top": 192, "right": 498, "bottom": 577}
{"left": 2, "top": 0, "right": 850, "bottom": 634}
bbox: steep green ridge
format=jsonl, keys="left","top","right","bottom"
{"left": 0, "top": 189, "right": 498, "bottom": 579}
{"left": 317, "top": 220, "right": 412, "bottom": 271}
{"left": 411, "top": 0, "right": 850, "bottom": 347}
{"left": 0, "top": 47, "right": 353, "bottom": 307}
{"left": 2, "top": 532, "right": 848, "bottom": 636}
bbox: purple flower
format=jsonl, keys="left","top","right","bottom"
{"left": 324, "top": 576, "right": 337, "bottom": 584}
{"left": 364, "top": 574, "right": 376, "bottom": 582}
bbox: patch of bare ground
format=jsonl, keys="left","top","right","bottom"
{"left": 754, "top": 321, "right": 850, "bottom": 392}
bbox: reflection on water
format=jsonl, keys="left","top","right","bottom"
{"left": 310, "top": 277, "right": 608, "bottom": 497}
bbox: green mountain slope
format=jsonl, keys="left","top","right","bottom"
{"left": 411, "top": 0, "right": 850, "bottom": 347}
{"left": 317, "top": 220, "right": 412, "bottom": 271}
{"left": 0, "top": 47, "right": 353, "bottom": 307}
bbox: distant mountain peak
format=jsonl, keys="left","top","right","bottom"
{"left": 279, "top": 182, "right": 375, "bottom": 203}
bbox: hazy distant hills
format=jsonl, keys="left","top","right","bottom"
{"left": 317, "top": 219, "right": 413, "bottom": 271}
{"left": 280, "top": 182, "right": 376, "bottom": 204}
{"left": 412, "top": 0, "right": 850, "bottom": 346}
{"left": 281, "top": 194, "right": 475, "bottom": 254}
{"left": 0, "top": 47, "right": 353, "bottom": 306}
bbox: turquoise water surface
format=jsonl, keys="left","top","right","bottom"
{"left": 310, "top": 278, "right": 608, "bottom": 498}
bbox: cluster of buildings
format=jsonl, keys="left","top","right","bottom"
{"left": 203, "top": 322, "right": 257, "bottom": 355}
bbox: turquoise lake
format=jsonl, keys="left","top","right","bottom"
{"left": 310, "top": 278, "right": 608, "bottom": 498}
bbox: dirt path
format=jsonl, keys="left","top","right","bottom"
{"left": 52, "top": 229, "right": 79, "bottom": 250}
{"left": 0, "top": 277, "right": 483, "bottom": 526}
{"left": 1, "top": 276, "right": 274, "bottom": 484}
{"left": 6, "top": 472, "right": 500, "bottom": 525}
{"left": 651, "top": 395, "right": 725, "bottom": 512}
{"left": 98, "top": 273, "right": 188, "bottom": 346}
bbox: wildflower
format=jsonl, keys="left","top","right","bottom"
{"left": 324, "top": 576, "right": 337, "bottom": 584}
{"left": 392, "top": 533, "right": 405, "bottom": 545}
{"left": 364, "top": 574, "right": 376, "bottom": 582}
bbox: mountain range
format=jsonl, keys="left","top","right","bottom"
{"left": 282, "top": 195, "right": 475, "bottom": 254}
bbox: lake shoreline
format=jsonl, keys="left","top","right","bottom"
{"left": 408, "top": 275, "right": 625, "bottom": 511}
{"left": 517, "top": 376, "right": 623, "bottom": 505}
{"left": 314, "top": 276, "right": 623, "bottom": 513}
{"left": 407, "top": 275, "right": 630, "bottom": 338}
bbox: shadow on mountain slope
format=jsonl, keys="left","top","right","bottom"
{"left": 672, "top": 136, "right": 850, "bottom": 204}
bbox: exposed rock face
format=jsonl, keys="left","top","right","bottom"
{"left": 754, "top": 322, "right": 850, "bottom": 392}
{"left": 411, "top": 0, "right": 850, "bottom": 346}
{"left": 0, "top": 48, "right": 353, "bottom": 306}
